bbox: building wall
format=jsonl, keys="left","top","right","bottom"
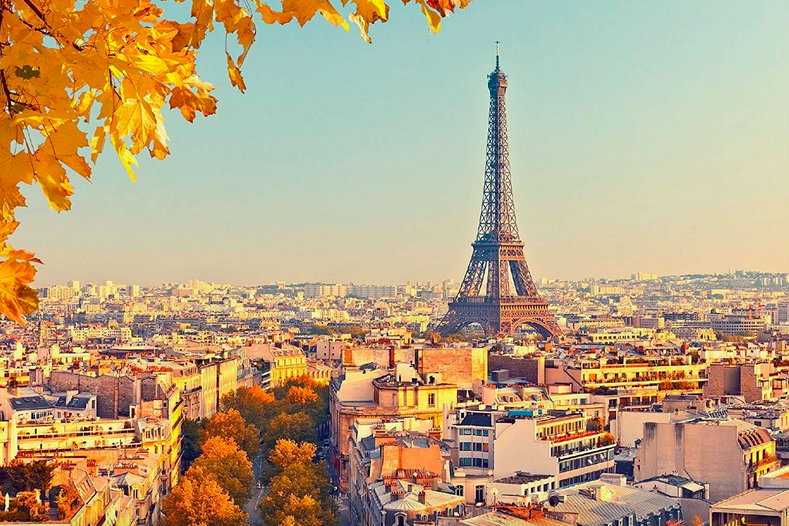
{"left": 49, "top": 371, "right": 137, "bottom": 418}
{"left": 741, "top": 364, "right": 768, "bottom": 402}
{"left": 199, "top": 363, "right": 218, "bottom": 419}
{"left": 634, "top": 422, "right": 750, "bottom": 501}
{"left": 493, "top": 419, "right": 556, "bottom": 480}
{"left": 614, "top": 411, "right": 673, "bottom": 448}
{"left": 417, "top": 348, "right": 488, "bottom": 390}
{"left": 488, "top": 356, "right": 543, "bottom": 384}
{"left": 704, "top": 364, "right": 742, "bottom": 398}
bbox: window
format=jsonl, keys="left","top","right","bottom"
{"left": 483, "top": 443, "right": 489, "bottom": 452}
{"left": 459, "top": 458, "right": 472, "bottom": 467}
{"left": 474, "top": 429, "right": 483, "bottom": 436}
{"left": 460, "top": 429, "right": 472, "bottom": 436}
{"left": 483, "top": 429, "right": 489, "bottom": 436}
{"left": 475, "top": 485, "right": 485, "bottom": 503}
{"left": 456, "top": 485, "right": 464, "bottom": 497}
{"left": 482, "top": 459, "right": 489, "bottom": 468}
{"left": 428, "top": 393, "right": 436, "bottom": 406}
{"left": 473, "top": 458, "right": 482, "bottom": 467}
{"left": 460, "top": 442, "right": 472, "bottom": 451}
{"left": 473, "top": 443, "right": 483, "bottom": 452}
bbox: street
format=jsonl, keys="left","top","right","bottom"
{"left": 246, "top": 456, "right": 266, "bottom": 525}
{"left": 245, "top": 486, "right": 265, "bottom": 525}
{"left": 338, "top": 493, "right": 350, "bottom": 526}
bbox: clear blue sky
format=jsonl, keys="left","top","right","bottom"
{"left": 18, "top": 0, "right": 789, "bottom": 286}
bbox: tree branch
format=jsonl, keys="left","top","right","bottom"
{"left": 18, "top": 0, "right": 83, "bottom": 51}
{"left": 0, "top": 69, "right": 15, "bottom": 115}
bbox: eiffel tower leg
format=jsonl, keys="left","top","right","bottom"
{"left": 458, "top": 258, "right": 487, "bottom": 298}
{"left": 510, "top": 259, "right": 538, "bottom": 297}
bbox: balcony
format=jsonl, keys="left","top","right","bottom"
{"left": 558, "top": 444, "right": 616, "bottom": 472}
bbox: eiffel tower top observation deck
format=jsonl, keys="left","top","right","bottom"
{"left": 438, "top": 46, "right": 561, "bottom": 338}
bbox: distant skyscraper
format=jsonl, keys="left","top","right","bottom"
{"left": 439, "top": 49, "right": 560, "bottom": 338}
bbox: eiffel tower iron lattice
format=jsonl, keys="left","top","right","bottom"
{"left": 438, "top": 48, "right": 561, "bottom": 338}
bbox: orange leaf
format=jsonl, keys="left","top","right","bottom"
{"left": 226, "top": 53, "right": 247, "bottom": 93}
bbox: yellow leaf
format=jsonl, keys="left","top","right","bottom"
{"left": 74, "top": 89, "right": 97, "bottom": 119}
{"left": 169, "top": 78, "right": 217, "bottom": 122}
{"left": 347, "top": 0, "right": 388, "bottom": 42}
{"left": 90, "top": 126, "right": 108, "bottom": 163}
{"left": 33, "top": 153, "right": 74, "bottom": 212}
{"left": 190, "top": 0, "right": 215, "bottom": 48}
{"left": 0, "top": 257, "right": 39, "bottom": 324}
{"left": 255, "top": 1, "right": 297, "bottom": 24}
{"left": 256, "top": 0, "right": 348, "bottom": 29}
{"left": 111, "top": 135, "right": 139, "bottom": 181}
{"left": 414, "top": 0, "right": 441, "bottom": 32}
{"left": 60, "top": 154, "right": 92, "bottom": 179}
{"left": 226, "top": 53, "right": 247, "bottom": 93}
{"left": 151, "top": 107, "right": 170, "bottom": 160}
{"left": 0, "top": 181, "right": 26, "bottom": 221}
{"left": 123, "top": 47, "right": 178, "bottom": 75}
{"left": 0, "top": 222, "right": 19, "bottom": 245}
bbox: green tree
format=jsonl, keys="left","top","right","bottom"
{"left": 201, "top": 409, "right": 261, "bottom": 459}
{"left": 0, "top": 460, "right": 54, "bottom": 495}
{"left": 180, "top": 419, "right": 202, "bottom": 471}
{"left": 189, "top": 437, "right": 253, "bottom": 506}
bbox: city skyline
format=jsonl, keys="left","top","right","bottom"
{"left": 16, "top": 0, "right": 789, "bottom": 286}
{"left": 35, "top": 269, "right": 789, "bottom": 290}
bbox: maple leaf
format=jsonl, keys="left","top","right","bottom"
{"left": 347, "top": 0, "right": 389, "bottom": 42}
{"left": 226, "top": 53, "right": 247, "bottom": 93}
{"left": 0, "top": 258, "right": 39, "bottom": 324}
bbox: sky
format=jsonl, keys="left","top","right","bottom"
{"left": 17, "top": 0, "right": 789, "bottom": 287}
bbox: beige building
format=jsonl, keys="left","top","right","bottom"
{"left": 634, "top": 419, "right": 779, "bottom": 501}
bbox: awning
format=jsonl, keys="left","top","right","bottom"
{"left": 682, "top": 482, "right": 705, "bottom": 493}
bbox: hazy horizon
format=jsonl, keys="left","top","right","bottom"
{"left": 17, "top": 1, "right": 789, "bottom": 287}
{"left": 37, "top": 269, "right": 789, "bottom": 289}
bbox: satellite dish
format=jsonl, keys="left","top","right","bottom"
{"left": 549, "top": 495, "right": 560, "bottom": 507}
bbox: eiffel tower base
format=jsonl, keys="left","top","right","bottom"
{"left": 439, "top": 299, "right": 561, "bottom": 339}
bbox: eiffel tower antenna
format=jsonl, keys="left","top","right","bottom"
{"left": 437, "top": 49, "right": 561, "bottom": 338}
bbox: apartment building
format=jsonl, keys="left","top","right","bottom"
{"left": 330, "top": 363, "right": 458, "bottom": 490}
{"left": 444, "top": 407, "right": 615, "bottom": 504}
{"left": 348, "top": 424, "right": 451, "bottom": 526}
{"left": 545, "top": 356, "right": 707, "bottom": 393}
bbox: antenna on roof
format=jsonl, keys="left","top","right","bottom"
{"left": 495, "top": 41, "right": 500, "bottom": 70}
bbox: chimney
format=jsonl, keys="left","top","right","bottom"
{"left": 389, "top": 346, "right": 396, "bottom": 369}
{"left": 418, "top": 490, "right": 426, "bottom": 504}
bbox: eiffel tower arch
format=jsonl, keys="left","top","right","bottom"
{"left": 437, "top": 49, "right": 561, "bottom": 339}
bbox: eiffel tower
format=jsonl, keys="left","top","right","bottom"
{"left": 439, "top": 47, "right": 561, "bottom": 338}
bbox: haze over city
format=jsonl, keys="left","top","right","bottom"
{"left": 17, "top": 0, "right": 789, "bottom": 287}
